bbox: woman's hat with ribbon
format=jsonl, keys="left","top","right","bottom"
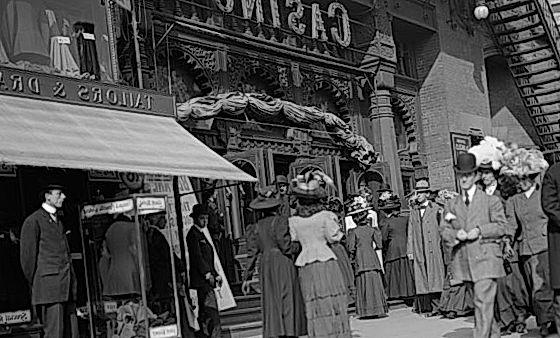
{"left": 378, "top": 191, "right": 401, "bottom": 210}
{"left": 345, "top": 194, "right": 373, "bottom": 216}
{"left": 249, "top": 185, "right": 282, "bottom": 210}
{"left": 291, "top": 170, "right": 334, "bottom": 200}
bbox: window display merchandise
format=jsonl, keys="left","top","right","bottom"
{"left": 80, "top": 195, "right": 182, "bottom": 338}
{"left": 0, "top": 0, "right": 113, "bottom": 81}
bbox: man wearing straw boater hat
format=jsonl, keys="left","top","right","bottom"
{"left": 406, "top": 179, "right": 445, "bottom": 316}
{"left": 441, "top": 152, "right": 507, "bottom": 338}
{"left": 20, "top": 184, "right": 78, "bottom": 338}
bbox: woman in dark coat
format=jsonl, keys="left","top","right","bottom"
{"left": 379, "top": 195, "right": 415, "bottom": 301}
{"left": 326, "top": 197, "right": 355, "bottom": 305}
{"left": 346, "top": 195, "right": 388, "bottom": 319}
{"left": 242, "top": 186, "right": 307, "bottom": 338}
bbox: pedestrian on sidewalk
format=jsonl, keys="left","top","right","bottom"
{"left": 541, "top": 161, "right": 560, "bottom": 336}
{"left": 346, "top": 194, "right": 388, "bottom": 319}
{"left": 379, "top": 192, "right": 415, "bottom": 303}
{"left": 440, "top": 152, "right": 507, "bottom": 338}
{"left": 505, "top": 166, "right": 556, "bottom": 337}
{"left": 469, "top": 138, "right": 530, "bottom": 334}
{"left": 289, "top": 171, "right": 351, "bottom": 338}
{"left": 434, "top": 190, "right": 475, "bottom": 320}
{"left": 407, "top": 180, "right": 445, "bottom": 316}
{"left": 242, "top": 185, "right": 307, "bottom": 338}
{"left": 326, "top": 197, "right": 356, "bottom": 305}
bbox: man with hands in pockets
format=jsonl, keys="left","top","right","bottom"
{"left": 440, "top": 153, "right": 507, "bottom": 338}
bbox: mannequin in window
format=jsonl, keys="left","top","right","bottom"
{"left": 73, "top": 22, "right": 100, "bottom": 80}
{"left": 102, "top": 210, "right": 141, "bottom": 298}
{"left": 0, "top": 0, "right": 50, "bottom": 65}
{"left": 45, "top": 10, "right": 79, "bottom": 77}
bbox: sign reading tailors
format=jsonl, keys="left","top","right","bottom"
{"left": 0, "top": 66, "right": 175, "bottom": 117}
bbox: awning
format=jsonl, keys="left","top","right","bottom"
{"left": 0, "top": 95, "right": 256, "bottom": 182}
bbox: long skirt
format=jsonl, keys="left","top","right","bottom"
{"left": 299, "top": 260, "right": 351, "bottom": 338}
{"left": 356, "top": 269, "right": 388, "bottom": 318}
{"left": 385, "top": 257, "right": 415, "bottom": 300}
{"left": 495, "top": 260, "right": 530, "bottom": 329}
{"left": 330, "top": 243, "right": 356, "bottom": 304}
{"left": 261, "top": 249, "right": 307, "bottom": 338}
{"left": 438, "top": 274, "right": 474, "bottom": 316}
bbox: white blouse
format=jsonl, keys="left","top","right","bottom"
{"left": 289, "top": 210, "right": 343, "bottom": 267}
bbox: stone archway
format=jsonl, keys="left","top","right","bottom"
{"left": 241, "top": 65, "right": 285, "bottom": 98}
{"left": 307, "top": 79, "right": 351, "bottom": 122}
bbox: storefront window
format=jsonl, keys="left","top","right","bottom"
{"left": 0, "top": 0, "right": 115, "bottom": 82}
{"left": 80, "top": 196, "right": 182, "bottom": 338}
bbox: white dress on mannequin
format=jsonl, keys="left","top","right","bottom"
{"left": 46, "top": 10, "right": 79, "bottom": 77}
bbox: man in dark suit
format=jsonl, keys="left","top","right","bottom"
{"left": 20, "top": 184, "right": 78, "bottom": 338}
{"left": 186, "top": 204, "right": 221, "bottom": 338}
{"left": 541, "top": 162, "right": 560, "bottom": 335}
{"left": 441, "top": 153, "right": 507, "bottom": 338}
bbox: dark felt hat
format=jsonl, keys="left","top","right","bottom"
{"left": 274, "top": 175, "right": 289, "bottom": 185}
{"left": 38, "top": 184, "right": 66, "bottom": 200}
{"left": 414, "top": 180, "right": 431, "bottom": 192}
{"left": 190, "top": 204, "right": 210, "bottom": 219}
{"left": 455, "top": 153, "right": 479, "bottom": 174}
{"left": 377, "top": 183, "right": 392, "bottom": 193}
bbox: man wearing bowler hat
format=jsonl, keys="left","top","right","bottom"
{"left": 441, "top": 153, "right": 507, "bottom": 338}
{"left": 20, "top": 184, "right": 78, "bottom": 338}
{"left": 186, "top": 204, "right": 222, "bottom": 338}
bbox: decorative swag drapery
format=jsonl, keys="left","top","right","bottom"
{"left": 177, "top": 92, "right": 378, "bottom": 168}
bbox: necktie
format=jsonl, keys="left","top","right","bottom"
{"left": 465, "top": 195, "right": 470, "bottom": 207}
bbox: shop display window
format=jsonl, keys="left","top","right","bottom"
{"left": 0, "top": 0, "right": 115, "bottom": 82}
{"left": 79, "top": 195, "right": 183, "bottom": 338}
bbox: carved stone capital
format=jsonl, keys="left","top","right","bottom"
{"left": 368, "top": 90, "right": 393, "bottom": 120}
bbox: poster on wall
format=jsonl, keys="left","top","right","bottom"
{"left": 450, "top": 132, "right": 472, "bottom": 191}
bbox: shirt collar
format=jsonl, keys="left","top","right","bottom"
{"left": 524, "top": 184, "right": 537, "bottom": 199}
{"left": 485, "top": 183, "right": 497, "bottom": 196}
{"left": 465, "top": 185, "right": 477, "bottom": 200}
{"left": 42, "top": 203, "right": 57, "bottom": 214}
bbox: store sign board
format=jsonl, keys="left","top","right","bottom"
{"left": 137, "top": 197, "right": 167, "bottom": 213}
{"left": 82, "top": 199, "right": 134, "bottom": 218}
{"left": 0, "top": 66, "right": 175, "bottom": 117}
{"left": 0, "top": 163, "right": 16, "bottom": 177}
{"left": 0, "top": 310, "right": 31, "bottom": 325}
{"left": 149, "top": 324, "right": 178, "bottom": 338}
{"left": 88, "top": 170, "right": 120, "bottom": 182}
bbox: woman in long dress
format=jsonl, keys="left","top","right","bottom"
{"left": 346, "top": 195, "right": 388, "bottom": 319}
{"left": 379, "top": 194, "right": 415, "bottom": 302}
{"left": 326, "top": 197, "right": 356, "bottom": 305}
{"left": 242, "top": 186, "right": 307, "bottom": 338}
{"left": 289, "top": 172, "right": 351, "bottom": 338}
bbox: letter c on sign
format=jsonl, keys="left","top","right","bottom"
{"left": 328, "top": 2, "right": 351, "bottom": 48}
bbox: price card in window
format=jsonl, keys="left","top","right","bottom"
{"left": 103, "top": 301, "right": 118, "bottom": 314}
{"left": 149, "top": 324, "right": 178, "bottom": 338}
{"left": 54, "top": 36, "right": 71, "bottom": 45}
{"left": 82, "top": 33, "right": 95, "bottom": 41}
{"left": 0, "top": 310, "right": 31, "bottom": 325}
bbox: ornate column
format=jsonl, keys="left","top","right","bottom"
{"left": 369, "top": 86, "right": 404, "bottom": 199}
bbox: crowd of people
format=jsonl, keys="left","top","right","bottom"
{"left": 183, "top": 137, "right": 560, "bottom": 338}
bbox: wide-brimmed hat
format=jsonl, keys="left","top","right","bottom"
{"left": 39, "top": 183, "right": 66, "bottom": 200}
{"left": 249, "top": 185, "right": 282, "bottom": 210}
{"left": 378, "top": 191, "right": 401, "bottom": 210}
{"left": 291, "top": 171, "right": 332, "bottom": 200}
{"left": 273, "top": 175, "right": 289, "bottom": 185}
{"left": 345, "top": 195, "right": 373, "bottom": 216}
{"left": 455, "top": 153, "right": 478, "bottom": 174}
{"left": 414, "top": 179, "right": 431, "bottom": 192}
{"left": 190, "top": 204, "right": 209, "bottom": 219}
{"left": 377, "top": 183, "right": 392, "bottom": 193}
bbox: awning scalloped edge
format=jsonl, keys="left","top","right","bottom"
{"left": 177, "top": 92, "right": 378, "bottom": 167}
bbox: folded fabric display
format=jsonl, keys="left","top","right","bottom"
{"left": 468, "top": 136, "right": 505, "bottom": 170}
{"left": 499, "top": 143, "right": 549, "bottom": 177}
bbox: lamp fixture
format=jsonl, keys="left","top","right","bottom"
{"left": 474, "top": 0, "right": 490, "bottom": 20}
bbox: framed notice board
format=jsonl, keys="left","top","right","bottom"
{"left": 450, "top": 132, "right": 472, "bottom": 190}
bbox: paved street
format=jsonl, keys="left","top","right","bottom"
{"left": 350, "top": 305, "right": 551, "bottom": 338}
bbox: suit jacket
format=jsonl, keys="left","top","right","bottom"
{"left": 506, "top": 186, "right": 548, "bottom": 257}
{"left": 541, "top": 163, "right": 560, "bottom": 289}
{"left": 346, "top": 225, "right": 382, "bottom": 274}
{"left": 407, "top": 202, "right": 445, "bottom": 294}
{"left": 20, "top": 208, "right": 77, "bottom": 305}
{"left": 440, "top": 188, "right": 506, "bottom": 283}
{"left": 186, "top": 226, "right": 217, "bottom": 289}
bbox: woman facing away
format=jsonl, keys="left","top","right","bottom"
{"left": 242, "top": 186, "right": 307, "bottom": 338}
{"left": 289, "top": 172, "right": 351, "bottom": 338}
{"left": 346, "top": 194, "right": 389, "bottom": 319}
